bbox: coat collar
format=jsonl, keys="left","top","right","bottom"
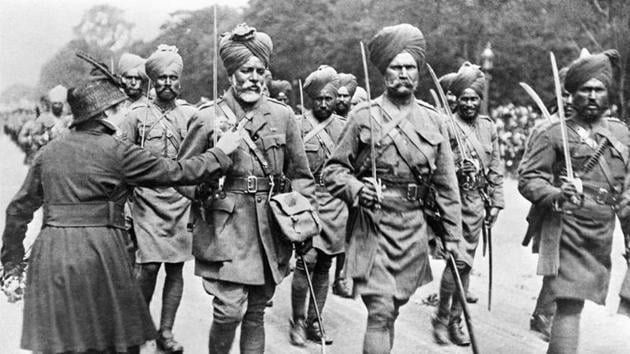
{"left": 223, "top": 88, "right": 270, "bottom": 135}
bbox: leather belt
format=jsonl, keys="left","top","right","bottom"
{"left": 43, "top": 201, "right": 125, "bottom": 229}
{"left": 223, "top": 176, "right": 278, "bottom": 193}
{"left": 382, "top": 182, "right": 428, "bottom": 201}
{"left": 583, "top": 184, "right": 618, "bottom": 206}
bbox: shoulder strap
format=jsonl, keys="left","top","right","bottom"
{"left": 217, "top": 101, "right": 273, "bottom": 176}
{"left": 303, "top": 114, "right": 336, "bottom": 157}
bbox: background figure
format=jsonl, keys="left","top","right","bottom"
{"left": 433, "top": 62, "right": 504, "bottom": 347}
{"left": 269, "top": 79, "right": 292, "bottom": 106}
{"left": 350, "top": 86, "right": 367, "bottom": 109}
{"left": 290, "top": 65, "right": 347, "bottom": 347}
{"left": 120, "top": 45, "right": 195, "bottom": 353}
{"left": 334, "top": 73, "right": 358, "bottom": 120}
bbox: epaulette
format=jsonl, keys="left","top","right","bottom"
{"left": 352, "top": 100, "right": 378, "bottom": 114}
{"left": 267, "top": 97, "right": 288, "bottom": 107}
{"left": 478, "top": 114, "right": 493, "bottom": 123}
{"left": 416, "top": 99, "right": 438, "bottom": 112}
{"left": 176, "top": 99, "right": 191, "bottom": 106}
{"left": 198, "top": 99, "right": 221, "bottom": 112}
{"left": 131, "top": 102, "right": 150, "bottom": 110}
{"left": 605, "top": 116, "right": 626, "bottom": 126}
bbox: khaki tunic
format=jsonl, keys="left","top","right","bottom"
{"left": 323, "top": 95, "right": 462, "bottom": 300}
{"left": 445, "top": 113, "right": 504, "bottom": 266}
{"left": 121, "top": 101, "right": 196, "bottom": 263}
{"left": 297, "top": 110, "right": 348, "bottom": 255}
{"left": 518, "top": 117, "right": 630, "bottom": 304}
{"left": 177, "top": 89, "right": 316, "bottom": 286}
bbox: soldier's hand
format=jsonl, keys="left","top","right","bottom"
{"left": 485, "top": 207, "right": 500, "bottom": 227}
{"left": 215, "top": 130, "right": 242, "bottom": 155}
{"left": 459, "top": 159, "right": 478, "bottom": 174}
{"left": 294, "top": 239, "right": 313, "bottom": 256}
{"left": 358, "top": 182, "right": 379, "bottom": 209}
{"left": 559, "top": 177, "right": 584, "bottom": 208}
{"left": 444, "top": 241, "right": 460, "bottom": 259}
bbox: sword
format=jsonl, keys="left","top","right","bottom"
{"left": 359, "top": 41, "right": 382, "bottom": 206}
{"left": 299, "top": 79, "right": 306, "bottom": 116}
{"left": 298, "top": 253, "right": 327, "bottom": 354}
{"left": 447, "top": 248, "right": 480, "bottom": 354}
{"left": 518, "top": 82, "right": 555, "bottom": 124}
{"left": 212, "top": 4, "right": 219, "bottom": 146}
{"left": 429, "top": 88, "right": 443, "bottom": 114}
{"left": 550, "top": 52, "right": 582, "bottom": 197}
{"left": 486, "top": 219, "right": 493, "bottom": 312}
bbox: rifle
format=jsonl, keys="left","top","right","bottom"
{"left": 425, "top": 188, "right": 480, "bottom": 354}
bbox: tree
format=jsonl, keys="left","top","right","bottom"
{"left": 74, "top": 5, "right": 134, "bottom": 52}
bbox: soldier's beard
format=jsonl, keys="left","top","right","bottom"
{"left": 336, "top": 102, "right": 350, "bottom": 116}
{"left": 51, "top": 105, "right": 63, "bottom": 117}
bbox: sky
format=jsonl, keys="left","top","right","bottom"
{"left": 0, "top": 0, "right": 248, "bottom": 92}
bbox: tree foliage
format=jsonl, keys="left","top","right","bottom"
{"left": 36, "top": 0, "right": 630, "bottom": 119}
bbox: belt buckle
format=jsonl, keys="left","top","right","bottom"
{"left": 246, "top": 176, "right": 258, "bottom": 193}
{"left": 407, "top": 184, "right": 418, "bottom": 201}
{"left": 595, "top": 187, "right": 608, "bottom": 205}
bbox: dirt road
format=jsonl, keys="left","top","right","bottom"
{"left": 1, "top": 133, "right": 629, "bottom": 353}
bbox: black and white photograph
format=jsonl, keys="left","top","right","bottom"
{"left": 1, "top": 0, "right": 630, "bottom": 353}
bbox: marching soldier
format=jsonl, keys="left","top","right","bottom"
{"left": 432, "top": 62, "right": 504, "bottom": 346}
{"left": 120, "top": 45, "right": 195, "bottom": 353}
{"left": 118, "top": 52, "right": 150, "bottom": 108}
{"left": 438, "top": 72, "right": 457, "bottom": 113}
{"left": 334, "top": 73, "right": 358, "bottom": 119}
{"left": 323, "top": 24, "right": 462, "bottom": 354}
{"left": 519, "top": 49, "right": 630, "bottom": 354}
{"left": 18, "top": 85, "right": 72, "bottom": 164}
{"left": 1, "top": 62, "right": 241, "bottom": 354}
{"left": 289, "top": 65, "right": 347, "bottom": 346}
{"left": 177, "top": 24, "right": 316, "bottom": 354}
{"left": 269, "top": 79, "right": 292, "bottom": 105}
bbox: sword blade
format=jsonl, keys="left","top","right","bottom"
{"left": 518, "top": 82, "right": 555, "bottom": 124}
{"left": 550, "top": 52, "right": 574, "bottom": 178}
{"left": 487, "top": 222, "right": 493, "bottom": 312}
{"left": 448, "top": 252, "right": 480, "bottom": 354}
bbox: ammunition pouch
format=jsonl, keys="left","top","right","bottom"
{"left": 269, "top": 191, "right": 321, "bottom": 243}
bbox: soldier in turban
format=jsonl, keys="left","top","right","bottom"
{"left": 118, "top": 53, "right": 149, "bottom": 106}
{"left": 178, "top": 24, "right": 316, "bottom": 353}
{"left": 433, "top": 62, "right": 504, "bottom": 346}
{"left": 439, "top": 72, "right": 458, "bottom": 112}
{"left": 335, "top": 73, "right": 358, "bottom": 119}
{"left": 289, "top": 65, "right": 347, "bottom": 347}
{"left": 519, "top": 49, "right": 630, "bottom": 354}
{"left": 351, "top": 86, "right": 368, "bottom": 109}
{"left": 119, "top": 45, "right": 194, "bottom": 353}
{"left": 323, "top": 24, "right": 462, "bottom": 354}
{"left": 269, "top": 79, "right": 292, "bottom": 105}
{"left": 18, "top": 85, "right": 72, "bottom": 164}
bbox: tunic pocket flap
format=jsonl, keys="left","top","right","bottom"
{"left": 416, "top": 131, "right": 443, "bottom": 146}
{"left": 145, "top": 129, "right": 163, "bottom": 139}
{"left": 209, "top": 198, "right": 235, "bottom": 213}
{"left": 261, "top": 134, "right": 286, "bottom": 149}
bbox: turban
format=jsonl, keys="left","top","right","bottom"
{"left": 220, "top": 24, "right": 273, "bottom": 76}
{"left": 303, "top": 65, "right": 340, "bottom": 99}
{"left": 351, "top": 86, "right": 368, "bottom": 105}
{"left": 564, "top": 49, "right": 619, "bottom": 94}
{"left": 48, "top": 85, "right": 67, "bottom": 103}
{"left": 450, "top": 62, "right": 485, "bottom": 98}
{"left": 269, "top": 80, "right": 292, "bottom": 98}
{"left": 337, "top": 73, "right": 358, "bottom": 97}
{"left": 118, "top": 53, "right": 147, "bottom": 79}
{"left": 368, "top": 24, "right": 426, "bottom": 75}
{"left": 439, "top": 72, "right": 457, "bottom": 93}
{"left": 145, "top": 45, "right": 183, "bottom": 81}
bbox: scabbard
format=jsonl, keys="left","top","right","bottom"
{"left": 487, "top": 222, "right": 493, "bottom": 312}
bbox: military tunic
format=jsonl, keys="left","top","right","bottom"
{"left": 177, "top": 88, "right": 316, "bottom": 286}
{"left": 519, "top": 118, "right": 630, "bottom": 304}
{"left": 297, "top": 110, "right": 347, "bottom": 255}
{"left": 1, "top": 128, "right": 231, "bottom": 353}
{"left": 323, "top": 95, "right": 462, "bottom": 300}
{"left": 121, "top": 101, "right": 196, "bottom": 263}
{"left": 446, "top": 113, "right": 504, "bottom": 266}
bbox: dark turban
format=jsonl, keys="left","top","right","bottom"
{"left": 439, "top": 72, "right": 457, "bottom": 93}
{"left": 145, "top": 45, "right": 183, "bottom": 81}
{"left": 303, "top": 65, "right": 340, "bottom": 99}
{"left": 450, "top": 62, "right": 485, "bottom": 98}
{"left": 564, "top": 49, "right": 619, "bottom": 94}
{"left": 337, "top": 73, "right": 358, "bottom": 97}
{"left": 269, "top": 80, "right": 292, "bottom": 98}
{"left": 368, "top": 23, "right": 426, "bottom": 75}
{"left": 220, "top": 24, "right": 273, "bottom": 76}
{"left": 118, "top": 53, "right": 147, "bottom": 79}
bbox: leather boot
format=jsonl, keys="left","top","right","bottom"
{"left": 306, "top": 319, "right": 333, "bottom": 345}
{"left": 431, "top": 315, "right": 450, "bottom": 345}
{"left": 530, "top": 313, "right": 552, "bottom": 342}
{"left": 448, "top": 320, "right": 471, "bottom": 346}
{"left": 157, "top": 331, "right": 184, "bottom": 353}
{"left": 289, "top": 318, "right": 307, "bottom": 347}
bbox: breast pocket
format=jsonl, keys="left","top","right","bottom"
{"left": 416, "top": 131, "right": 443, "bottom": 171}
{"left": 261, "top": 134, "right": 286, "bottom": 173}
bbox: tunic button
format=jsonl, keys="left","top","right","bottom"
{"left": 257, "top": 196, "right": 262, "bottom": 203}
